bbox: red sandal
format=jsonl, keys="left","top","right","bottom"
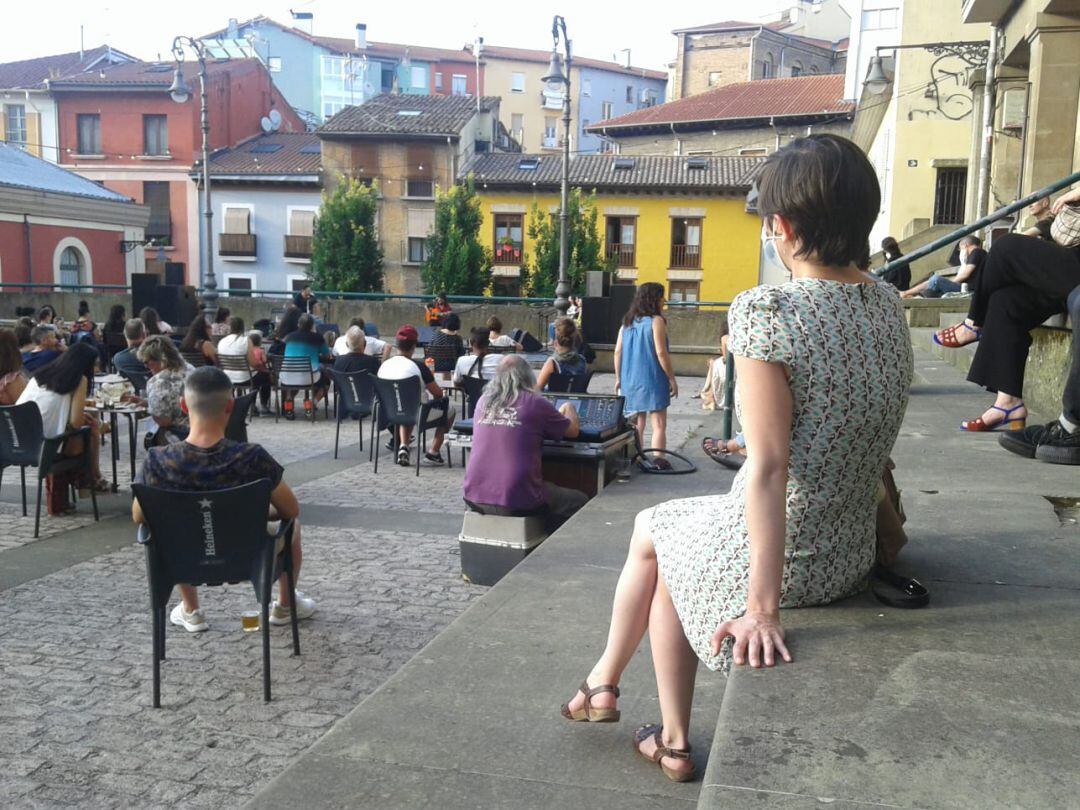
{"left": 632, "top": 724, "right": 696, "bottom": 782}
{"left": 933, "top": 322, "right": 981, "bottom": 348}
{"left": 560, "top": 680, "right": 620, "bottom": 723}
{"left": 961, "top": 403, "right": 1026, "bottom": 432}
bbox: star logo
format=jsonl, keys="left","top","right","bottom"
{"left": 198, "top": 498, "right": 213, "bottom": 510}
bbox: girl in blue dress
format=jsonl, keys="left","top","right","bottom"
{"left": 614, "top": 282, "right": 677, "bottom": 462}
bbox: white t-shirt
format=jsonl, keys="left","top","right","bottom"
{"left": 452, "top": 353, "right": 502, "bottom": 385}
{"left": 17, "top": 378, "right": 73, "bottom": 439}
{"left": 333, "top": 333, "right": 387, "bottom": 358}
{"left": 489, "top": 334, "right": 516, "bottom": 347}
{"left": 216, "top": 334, "right": 251, "bottom": 383}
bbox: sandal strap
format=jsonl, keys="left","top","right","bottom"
{"left": 648, "top": 729, "right": 692, "bottom": 763}
{"left": 579, "top": 680, "right": 620, "bottom": 712}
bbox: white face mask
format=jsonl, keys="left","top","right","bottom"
{"left": 761, "top": 220, "right": 792, "bottom": 278}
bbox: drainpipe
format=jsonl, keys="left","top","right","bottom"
{"left": 975, "top": 24, "right": 999, "bottom": 221}
{"left": 23, "top": 214, "right": 33, "bottom": 288}
{"left": 770, "top": 116, "right": 780, "bottom": 151}
{"left": 671, "top": 122, "right": 680, "bottom": 155}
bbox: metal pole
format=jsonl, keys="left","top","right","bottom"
{"left": 198, "top": 53, "right": 218, "bottom": 323}
{"left": 975, "top": 25, "right": 999, "bottom": 221}
{"left": 554, "top": 26, "right": 572, "bottom": 318}
{"left": 880, "top": 168, "right": 1080, "bottom": 274}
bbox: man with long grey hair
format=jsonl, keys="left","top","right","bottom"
{"left": 463, "top": 355, "right": 588, "bottom": 531}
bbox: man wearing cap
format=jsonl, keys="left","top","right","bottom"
{"left": 377, "top": 325, "right": 456, "bottom": 466}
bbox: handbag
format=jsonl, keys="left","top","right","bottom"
{"left": 1050, "top": 204, "right": 1080, "bottom": 248}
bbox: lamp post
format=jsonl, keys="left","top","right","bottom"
{"left": 542, "top": 16, "right": 572, "bottom": 317}
{"left": 169, "top": 36, "right": 218, "bottom": 323}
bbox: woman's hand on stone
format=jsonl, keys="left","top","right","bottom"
{"left": 711, "top": 611, "right": 792, "bottom": 668}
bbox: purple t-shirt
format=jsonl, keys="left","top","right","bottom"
{"left": 462, "top": 392, "right": 570, "bottom": 511}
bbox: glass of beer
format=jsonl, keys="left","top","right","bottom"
{"left": 241, "top": 610, "right": 260, "bottom": 632}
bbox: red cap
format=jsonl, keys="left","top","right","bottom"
{"left": 396, "top": 325, "right": 419, "bottom": 342}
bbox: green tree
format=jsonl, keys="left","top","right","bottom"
{"left": 310, "top": 176, "right": 384, "bottom": 293}
{"left": 523, "top": 188, "right": 613, "bottom": 298}
{"left": 421, "top": 176, "right": 492, "bottom": 296}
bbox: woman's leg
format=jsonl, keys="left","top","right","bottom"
{"left": 631, "top": 412, "right": 647, "bottom": 450}
{"left": 650, "top": 409, "right": 668, "bottom": 452}
{"left": 636, "top": 572, "right": 697, "bottom": 775}
{"left": 566, "top": 508, "right": 659, "bottom": 712}
{"left": 968, "top": 285, "right": 1060, "bottom": 399}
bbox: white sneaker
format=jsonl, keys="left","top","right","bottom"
{"left": 268, "top": 591, "right": 316, "bottom": 625}
{"left": 170, "top": 603, "right": 209, "bottom": 633}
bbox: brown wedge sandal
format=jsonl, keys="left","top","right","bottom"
{"left": 560, "top": 681, "right": 621, "bottom": 723}
{"left": 633, "top": 723, "right": 695, "bottom": 782}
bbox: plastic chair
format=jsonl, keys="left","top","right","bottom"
{"left": 118, "top": 367, "right": 151, "bottom": 395}
{"left": 371, "top": 376, "right": 450, "bottom": 476}
{"left": 181, "top": 351, "right": 209, "bottom": 368}
{"left": 271, "top": 356, "right": 328, "bottom": 422}
{"left": 545, "top": 370, "right": 594, "bottom": 394}
{"left": 225, "top": 391, "right": 257, "bottom": 443}
{"left": 0, "top": 403, "right": 100, "bottom": 538}
{"left": 327, "top": 369, "right": 375, "bottom": 460}
{"left": 217, "top": 353, "right": 254, "bottom": 396}
{"left": 132, "top": 480, "right": 300, "bottom": 707}
{"left": 459, "top": 375, "right": 487, "bottom": 419}
{"left": 424, "top": 341, "right": 461, "bottom": 373}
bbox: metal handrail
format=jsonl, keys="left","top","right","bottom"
{"left": 880, "top": 169, "right": 1080, "bottom": 274}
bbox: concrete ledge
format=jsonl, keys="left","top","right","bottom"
{"left": 248, "top": 433, "right": 733, "bottom": 809}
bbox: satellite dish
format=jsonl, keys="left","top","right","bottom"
{"left": 260, "top": 116, "right": 273, "bottom": 133}
{"left": 268, "top": 109, "right": 283, "bottom": 130}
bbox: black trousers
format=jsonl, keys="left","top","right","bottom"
{"left": 1064, "top": 286, "right": 1080, "bottom": 426}
{"left": 966, "top": 234, "right": 1080, "bottom": 397}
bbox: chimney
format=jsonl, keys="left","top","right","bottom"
{"left": 355, "top": 23, "right": 367, "bottom": 50}
{"left": 227, "top": 17, "right": 239, "bottom": 38}
{"left": 624, "top": 49, "right": 631, "bottom": 68}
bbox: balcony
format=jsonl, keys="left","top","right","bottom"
{"left": 284, "top": 234, "right": 313, "bottom": 259}
{"left": 542, "top": 135, "right": 558, "bottom": 149}
{"left": 670, "top": 244, "right": 701, "bottom": 269}
{"left": 960, "top": 0, "right": 1011, "bottom": 24}
{"left": 605, "top": 243, "right": 636, "bottom": 268}
{"left": 493, "top": 243, "right": 523, "bottom": 265}
{"left": 219, "top": 232, "right": 256, "bottom": 258}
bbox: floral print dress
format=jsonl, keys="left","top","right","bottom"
{"left": 650, "top": 279, "right": 913, "bottom": 671}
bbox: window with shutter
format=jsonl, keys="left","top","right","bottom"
{"left": 142, "top": 182, "right": 171, "bottom": 242}
{"left": 77, "top": 114, "right": 101, "bottom": 155}
{"left": 143, "top": 115, "right": 168, "bottom": 156}
{"left": 224, "top": 207, "right": 251, "bottom": 234}
{"left": 289, "top": 209, "right": 316, "bottom": 236}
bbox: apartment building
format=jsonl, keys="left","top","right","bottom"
{"left": 49, "top": 58, "right": 305, "bottom": 286}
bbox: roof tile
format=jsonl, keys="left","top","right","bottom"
{"left": 461, "top": 152, "right": 763, "bottom": 192}
{"left": 0, "top": 46, "right": 132, "bottom": 89}
{"left": 0, "top": 142, "right": 134, "bottom": 201}
{"left": 588, "top": 74, "right": 852, "bottom": 132}
{"left": 317, "top": 93, "right": 498, "bottom": 137}
{"left": 48, "top": 58, "right": 262, "bottom": 88}
{"left": 206, "top": 133, "right": 321, "bottom": 178}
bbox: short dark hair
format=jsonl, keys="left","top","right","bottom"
{"left": 31, "top": 325, "right": 53, "bottom": 345}
{"left": 124, "top": 318, "right": 145, "bottom": 341}
{"left": 349, "top": 316, "right": 366, "bottom": 330}
{"left": 960, "top": 235, "right": 982, "bottom": 248}
{"left": 758, "top": 134, "right": 880, "bottom": 268}
{"left": 470, "top": 326, "right": 490, "bottom": 349}
{"left": 443, "top": 313, "right": 461, "bottom": 331}
{"left": 37, "top": 306, "right": 55, "bottom": 322}
{"left": 228, "top": 316, "right": 245, "bottom": 335}
{"left": 14, "top": 321, "right": 33, "bottom": 347}
{"left": 184, "top": 366, "right": 233, "bottom": 417}
{"left": 298, "top": 313, "right": 316, "bottom": 333}
{"left": 486, "top": 316, "right": 502, "bottom": 334}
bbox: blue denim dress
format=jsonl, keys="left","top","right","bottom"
{"left": 619, "top": 316, "right": 670, "bottom": 415}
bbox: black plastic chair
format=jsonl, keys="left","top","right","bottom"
{"left": 424, "top": 341, "right": 461, "bottom": 373}
{"left": 0, "top": 403, "right": 100, "bottom": 537}
{"left": 372, "top": 375, "right": 450, "bottom": 476}
{"left": 118, "top": 367, "right": 151, "bottom": 395}
{"left": 180, "top": 351, "right": 209, "bottom": 368}
{"left": 546, "top": 370, "right": 594, "bottom": 393}
{"left": 327, "top": 369, "right": 375, "bottom": 460}
{"left": 132, "top": 480, "right": 300, "bottom": 707}
{"left": 225, "top": 391, "right": 257, "bottom": 443}
{"left": 217, "top": 354, "right": 254, "bottom": 397}
{"left": 459, "top": 375, "right": 487, "bottom": 419}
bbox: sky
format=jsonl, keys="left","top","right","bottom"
{"left": 0, "top": 0, "right": 800, "bottom": 71}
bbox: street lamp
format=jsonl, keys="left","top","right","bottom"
{"left": 542, "top": 16, "right": 572, "bottom": 317}
{"left": 170, "top": 36, "right": 218, "bottom": 323}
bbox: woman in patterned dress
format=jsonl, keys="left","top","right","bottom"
{"left": 560, "top": 134, "right": 913, "bottom": 782}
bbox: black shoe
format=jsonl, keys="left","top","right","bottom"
{"left": 998, "top": 425, "right": 1042, "bottom": 458}
{"left": 1033, "top": 421, "right": 1080, "bottom": 465}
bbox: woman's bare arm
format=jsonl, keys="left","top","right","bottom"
{"left": 652, "top": 317, "right": 678, "bottom": 397}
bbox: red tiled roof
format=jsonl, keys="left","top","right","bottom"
{"left": 587, "top": 74, "right": 852, "bottom": 132}
{"left": 48, "top": 58, "right": 263, "bottom": 89}
{"left": 0, "top": 46, "right": 138, "bottom": 89}
{"left": 206, "top": 133, "right": 321, "bottom": 178}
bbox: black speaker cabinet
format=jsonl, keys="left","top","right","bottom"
{"left": 585, "top": 270, "right": 611, "bottom": 298}
{"left": 153, "top": 285, "right": 198, "bottom": 327}
{"left": 131, "top": 273, "right": 160, "bottom": 316}
{"left": 164, "top": 262, "right": 185, "bottom": 286}
{"left": 581, "top": 284, "right": 636, "bottom": 345}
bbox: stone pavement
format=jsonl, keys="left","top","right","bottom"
{"left": 0, "top": 372, "right": 706, "bottom": 808}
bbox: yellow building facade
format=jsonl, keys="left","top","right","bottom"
{"left": 465, "top": 154, "right": 763, "bottom": 303}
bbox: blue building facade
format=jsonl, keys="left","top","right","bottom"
{"left": 575, "top": 66, "right": 666, "bottom": 154}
